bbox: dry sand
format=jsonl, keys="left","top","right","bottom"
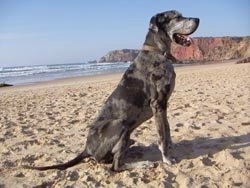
{"left": 0, "top": 61, "right": 249, "bottom": 188}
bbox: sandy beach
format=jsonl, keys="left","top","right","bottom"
{"left": 0, "top": 61, "right": 249, "bottom": 187}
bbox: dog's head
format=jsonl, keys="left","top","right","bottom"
{"left": 149, "top": 10, "right": 199, "bottom": 46}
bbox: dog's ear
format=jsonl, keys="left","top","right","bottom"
{"left": 149, "top": 16, "right": 159, "bottom": 33}
{"left": 149, "top": 13, "right": 166, "bottom": 33}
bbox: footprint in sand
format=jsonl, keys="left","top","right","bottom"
{"left": 230, "top": 151, "right": 245, "bottom": 160}
{"left": 2, "top": 160, "right": 15, "bottom": 168}
{"left": 174, "top": 123, "right": 184, "bottom": 132}
{"left": 201, "top": 156, "right": 216, "bottom": 166}
{"left": 241, "top": 121, "right": 250, "bottom": 126}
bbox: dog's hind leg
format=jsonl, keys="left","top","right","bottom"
{"left": 111, "top": 130, "right": 129, "bottom": 171}
{"left": 111, "top": 130, "right": 155, "bottom": 171}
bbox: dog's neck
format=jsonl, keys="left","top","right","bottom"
{"left": 142, "top": 44, "right": 177, "bottom": 62}
{"left": 142, "top": 30, "right": 177, "bottom": 62}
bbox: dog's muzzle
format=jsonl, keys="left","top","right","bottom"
{"left": 171, "top": 18, "right": 200, "bottom": 46}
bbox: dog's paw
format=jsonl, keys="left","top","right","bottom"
{"left": 162, "top": 156, "right": 176, "bottom": 165}
{"left": 120, "top": 161, "right": 156, "bottom": 170}
{"left": 140, "top": 161, "right": 156, "bottom": 168}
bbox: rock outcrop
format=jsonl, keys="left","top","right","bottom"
{"left": 99, "top": 36, "right": 250, "bottom": 63}
{"left": 0, "top": 83, "right": 13, "bottom": 87}
{"left": 236, "top": 57, "right": 250, "bottom": 64}
{"left": 99, "top": 49, "right": 140, "bottom": 63}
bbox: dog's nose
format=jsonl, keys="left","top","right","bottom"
{"left": 188, "top": 18, "right": 200, "bottom": 26}
{"left": 194, "top": 18, "right": 200, "bottom": 25}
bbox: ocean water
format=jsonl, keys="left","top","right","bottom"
{"left": 0, "top": 62, "right": 131, "bottom": 85}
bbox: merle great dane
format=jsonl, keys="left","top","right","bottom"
{"left": 24, "top": 10, "right": 199, "bottom": 171}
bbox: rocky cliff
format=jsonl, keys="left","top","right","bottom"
{"left": 99, "top": 36, "right": 250, "bottom": 63}
{"left": 172, "top": 36, "right": 250, "bottom": 62}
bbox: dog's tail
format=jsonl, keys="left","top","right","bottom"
{"left": 23, "top": 150, "right": 90, "bottom": 171}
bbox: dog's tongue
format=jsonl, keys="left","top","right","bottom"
{"left": 185, "top": 36, "right": 192, "bottom": 46}
{"left": 175, "top": 33, "right": 192, "bottom": 46}
{"left": 181, "top": 34, "right": 192, "bottom": 46}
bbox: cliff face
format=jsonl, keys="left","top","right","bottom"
{"left": 172, "top": 37, "right": 250, "bottom": 62}
{"left": 99, "top": 36, "right": 250, "bottom": 63}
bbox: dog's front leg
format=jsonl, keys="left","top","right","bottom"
{"left": 150, "top": 99, "right": 173, "bottom": 165}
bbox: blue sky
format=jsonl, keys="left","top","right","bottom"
{"left": 0, "top": 0, "right": 249, "bottom": 67}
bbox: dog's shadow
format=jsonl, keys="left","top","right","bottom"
{"left": 124, "top": 133, "right": 250, "bottom": 163}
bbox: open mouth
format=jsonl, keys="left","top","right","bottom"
{"left": 173, "top": 33, "right": 192, "bottom": 46}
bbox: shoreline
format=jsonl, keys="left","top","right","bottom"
{"left": 0, "top": 72, "right": 124, "bottom": 90}
{"left": 0, "top": 60, "right": 237, "bottom": 90}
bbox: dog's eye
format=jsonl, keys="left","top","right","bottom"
{"left": 175, "top": 14, "right": 182, "bottom": 19}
